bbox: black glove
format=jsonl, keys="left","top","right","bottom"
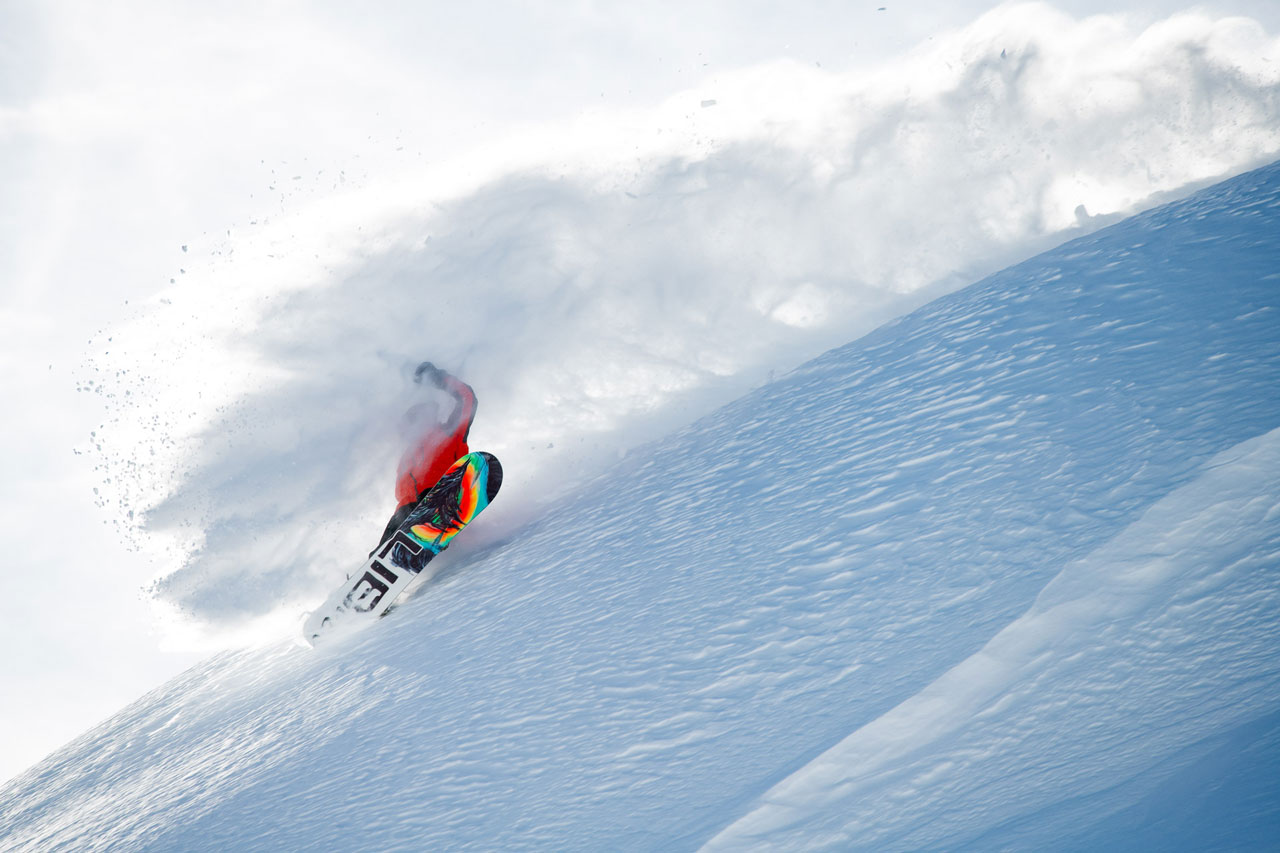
{"left": 413, "top": 361, "right": 446, "bottom": 387}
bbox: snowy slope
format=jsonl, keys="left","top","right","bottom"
{"left": 3, "top": 161, "right": 1279, "bottom": 850}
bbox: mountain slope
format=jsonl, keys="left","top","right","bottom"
{"left": 3, "top": 161, "right": 1279, "bottom": 851}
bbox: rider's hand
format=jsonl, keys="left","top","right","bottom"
{"left": 414, "top": 361, "right": 446, "bottom": 387}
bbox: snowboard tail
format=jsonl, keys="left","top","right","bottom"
{"left": 303, "top": 451, "right": 501, "bottom": 646}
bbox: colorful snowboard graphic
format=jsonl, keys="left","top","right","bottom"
{"left": 302, "top": 451, "right": 502, "bottom": 647}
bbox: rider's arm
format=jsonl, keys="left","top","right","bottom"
{"left": 440, "top": 373, "right": 477, "bottom": 439}
{"left": 416, "top": 362, "right": 477, "bottom": 439}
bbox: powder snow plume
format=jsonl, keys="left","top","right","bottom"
{"left": 82, "top": 3, "right": 1280, "bottom": 640}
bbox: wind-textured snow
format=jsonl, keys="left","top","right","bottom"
{"left": 4, "top": 159, "right": 1280, "bottom": 849}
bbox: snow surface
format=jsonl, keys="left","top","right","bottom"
{"left": 4, "top": 157, "right": 1279, "bottom": 851}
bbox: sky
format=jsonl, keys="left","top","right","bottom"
{"left": 3, "top": 0, "right": 1280, "bottom": 785}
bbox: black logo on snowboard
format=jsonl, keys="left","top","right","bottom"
{"left": 377, "top": 526, "right": 430, "bottom": 573}
{"left": 344, "top": 569, "right": 392, "bottom": 612}
{"left": 341, "top": 530, "right": 429, "bottom": 612}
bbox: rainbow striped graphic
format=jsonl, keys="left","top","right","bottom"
{"left": 405, "top": 452, "right": 498, "bottom": 555}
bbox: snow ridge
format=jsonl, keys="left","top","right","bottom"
{"left": 704, "top": 426, "right": 1280, "bottom": 850}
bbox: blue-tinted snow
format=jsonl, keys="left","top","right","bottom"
{"left": 3, "top": 162, "right": 1279, "bottom": 851}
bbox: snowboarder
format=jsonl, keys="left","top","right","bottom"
{"left": 376, "top": 361, "right": 478, "bottom": 548}
{"left": 304, "top": 363, "right": 499, "bottom": 644}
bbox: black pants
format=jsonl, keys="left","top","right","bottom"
{"left": 374, "top": 501, "right": 418, "bottom": 555}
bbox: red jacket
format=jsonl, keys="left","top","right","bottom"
{"left": 394, "top": 373, "right": 477, "bottom": 508}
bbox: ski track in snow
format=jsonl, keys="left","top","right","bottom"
{"left": 4, "top": 158, "right": 1280, "bottom": 850}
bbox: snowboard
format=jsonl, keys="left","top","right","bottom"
{"left": 302, "top": 451, "right": 502, "bottom": 647}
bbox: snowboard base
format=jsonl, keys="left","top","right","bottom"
{"left": 302, "top": 451, "right": 501, "bottom": 647}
